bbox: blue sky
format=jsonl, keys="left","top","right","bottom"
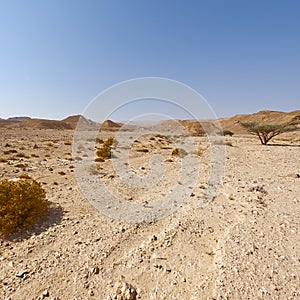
{"left": 0, "top": 0, "right": 299, "bottom": 121}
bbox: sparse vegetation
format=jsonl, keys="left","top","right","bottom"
{"left": 18, "top": 174, "right": 32, "bottom": 179}
{"left": 3, "top": 149, "right": 17, "bottom": 154}
{"left": 15, "top": 163, "right": 28, "bottom": 169}
{"left": 171, "top": 148, "right": 188, "bottom": 157}
{"left": 165, "top": 158, "right": 173, "bottom": 162}
{"left": 0, "top": 177, "right": 48, "bottom": 237}
{"left": 190, "top": 146, "right": 209, "bottom": 156}
{"left": 95, "top": 157, "right": 105, "bottom": 162}
{"left": 240, "top": 120, "right": 300, "bottom": 145}
{"left": 218, "top": 130, "right": 234, "bottom": 136}
{"left": 136, "top": 148, "right": 149, "bottom": 153}
{"left": 96, "top": 137, "right": 116, "bottom": 160}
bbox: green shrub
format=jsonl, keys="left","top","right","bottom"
{"left": 0, "top": 177, "right": 49, "bottom": 237}
{"left": 240, "top": 120, "right": 299, "bottom": 145}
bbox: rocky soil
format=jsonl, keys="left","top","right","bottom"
{"left": 0, "top": 128, "right": 299, "bottom": 299}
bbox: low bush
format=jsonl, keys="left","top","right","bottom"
{"left": 171, "top": 148, "right": 187, "bottom": 157}
{"left": 95, "top": 137, "right": 116, "bottom": 160}
{"left": 0, "top": 177, "right": 49, "bottom": 237}
{"left": 136, "top": 148, "right": 149, "bottom": 153}
{"left": 217, "top": 130, "right": 234, "bottom": 136}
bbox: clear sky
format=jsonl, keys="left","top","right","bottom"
{"left": 0, "top": 0, "right": 299, "bottom": 121}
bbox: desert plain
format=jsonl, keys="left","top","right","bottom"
{"left": 0, "top": 110, "right": 299, "bottom": 300}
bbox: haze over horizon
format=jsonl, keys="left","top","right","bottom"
{"left": 1, "top": 1, "right": 299, "bottom": 120}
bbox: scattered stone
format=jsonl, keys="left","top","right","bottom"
{"left": 90, "top": 266, "right": 100, "bottom": 275}
{"left": 42, "top": 289, "right": 49, "bottom": 297}
{"left": 249, "top": 185, "right": 268, "bottom": 195}
{"left": 165, "top": 264, "right": 171, "bottom": 272}
{"left": 15, "top": 270, "right": 29, "bottom": 278}
{"left": 8, "top": 261, "right": 14, "bottom": 267}
{"left": 113, "top": 281, "right": 138, "bottom": 300}
{"left": 151, "top": 253, "right": 166, "bottom": 260}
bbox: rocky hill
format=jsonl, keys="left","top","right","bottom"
{"left": 0, "top": 110, "right": 299, "bottom": 134}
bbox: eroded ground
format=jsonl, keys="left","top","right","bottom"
{"left": 0, "top": 128, "right": 299, "bottom": 299}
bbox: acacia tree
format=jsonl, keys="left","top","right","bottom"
{"left": 240, "top": 120, "right": 299, "bottom": 145}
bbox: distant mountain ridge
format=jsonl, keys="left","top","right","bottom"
{"left": 0, "top": 115, "right": 95, "bottom": 130}
{"left": 0, "top": 110, "right": 299, "bottom": 133}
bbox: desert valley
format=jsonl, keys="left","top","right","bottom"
{"left": 0, "top": 110, "right": 299, "bottom": 300}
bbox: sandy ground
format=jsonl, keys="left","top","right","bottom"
{"left": 0, "top": 128, "right": 299, "bottom": 300}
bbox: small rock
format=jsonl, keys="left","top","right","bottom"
{"left": 16, "top": 270, "right": 29, "bottom": 278}
{"left": 113, "top": 280, "right": 138, "bottom": 300}
{"left": 42, "top": 289, "right": 49, "bottom": 297}
{"left": 90, "top": 267, "right": 100, "bottom": 275}
{"left": 249, "top": 185, "right": 268, "bottom": 195}
{"left": 165, "top": 264, "right": 171, "bottom": 272}
{"left": 8, "top": 261, "right": 14, "bottom": 267}
{"left": 151, "top": 253, "right": 166, "bottom": 260}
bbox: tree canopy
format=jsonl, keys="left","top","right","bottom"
{"left": 240, "top": 120, "right": 299, "bottom": 145}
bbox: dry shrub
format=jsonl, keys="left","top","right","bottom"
{"left": 172, "top": 148, "right": 187, "bottom": 157}
{"left": 190, "top": 146, "right": 209, "bottom": 156}
{"left": 136, "top": 148, "right": 149, "bottom": 153}
{"left": 96, "top": 137, "right": 116, "bottom": 160}
{"left": 18, "top": 174, "right": 31, "bottom": 179}
{"left": 95, "top": 157, "right": 105, "bottom": 162}
{"left": 4, "top": 149, "right": 17, "bottom": 155}
{"left": 0, "top": 177, "right": 48, "bottom": 237}
{"left": 15, "top": 163, "right": 28, "bottom": 169}
{"left": 16, "top": 153, "right": 28, "bottom": 158}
